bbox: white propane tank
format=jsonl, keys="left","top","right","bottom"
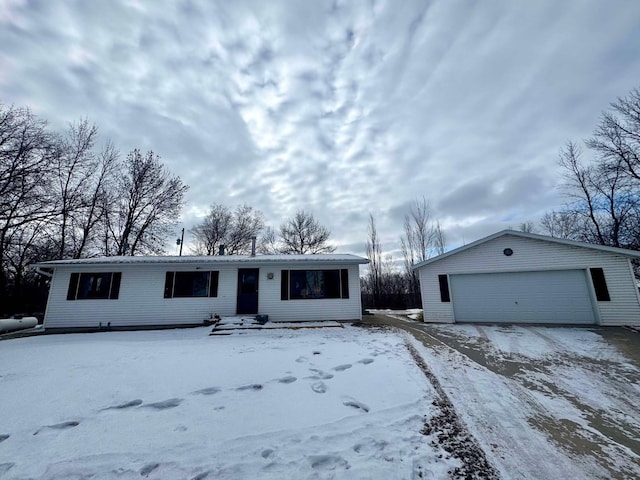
{"left": 0, "top": 317, "right": 38, "bottom": 333}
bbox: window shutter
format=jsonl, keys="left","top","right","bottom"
{"left": 340, "top": 269, "right": 349, "bottom": 298}
{"left": 209, "top": 271, "right": 219, "bottom": 297}
{"left": 67, "top": 273, "right": 80, "bottom": 300}
{"left": 590, "top": 268, "right": 611, "bottom": 301}
{"left": 438, "top": 275, "right": 450, "bottom": 302}
{"left": 164, "top": 272, "right": 175, "bottom": 298}
{"left": 110, "top": 273, "right": 122, "bottom": 299}
{"left": 281, "top": 270, "right": 289, "bottom": 300}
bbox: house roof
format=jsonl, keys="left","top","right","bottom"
{"left": 33, "top": 253, "right": 369, "bottom": 269}
{"left": 412, "top": 229, "right": 640, "bottom": 270}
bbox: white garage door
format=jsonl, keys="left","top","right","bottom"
{"left": 449, "top": 270, "right": 596, "bottom": 324}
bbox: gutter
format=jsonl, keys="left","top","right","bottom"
{"left": 34, "top": 266, "right": 54, "bottom": 277}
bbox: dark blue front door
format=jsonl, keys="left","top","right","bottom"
{"left": 236, "top": 268, "right": 259, "bottom": 314}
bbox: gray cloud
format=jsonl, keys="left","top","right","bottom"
{"left": 1, "top": 0, "right": 640, "bottom": 259}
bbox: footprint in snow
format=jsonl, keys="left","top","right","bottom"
{"left": 308, "top": 368, "right": 333, "bottom": 380}
{"left": 139, "top": 462, "right": 160, "bottom": 476}
{"left": 295, "top": 356, "right": 307, "bottom": 363}
{"left": 353, "top": 438, "right": 388, "bottom": 453}
{"left": 277, "top": 376, "right": 297, "bottom": 384}
{"left": 333, "top": 364, "right": 352, "bottom": 371}
{"left": 311, "top": 381, "right": 327, "bottom": 394}
{"left": 313, "top": 351, "right": 321, "bottom": 355}
{"left": 0, "top": 434, "right": 9, "bottom": 443}
{"left": 357, "top": 358, "right": 374, "bottom": 365}
{"left": 342, "top": 398, "right": 369, "bottom": 413}
{"left": 236, "top": 384, "right": 263, "bottom": 391}
{"left": 261, "top": 448, "right": 274, "bottom": 459}
{"left": 191, "top": 471, "right": 211, "bottom": 480}
{"left": 309, "top": 454, "right": 349, "bottom": 470}
{"left": 191, "top": 387, "right": 221, "bottom": 396}
{"left": 144, "top": 398, "right": 183, "bottom": 410}
{"left": 101, "top": 399, "right": 143, "bottom": 411}
{"left": 33, "top": 421, "right": 80, "bottom": 435}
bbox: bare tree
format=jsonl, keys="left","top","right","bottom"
{"left": 72, "top": 140, "right": 119, "bottom": 258}
{"left": 52, "top": 118, "right": 99, "bottom": 258}
{"left": 257, "top": 226, "right": 280, "bottom": 254}
{"left": 400, "top": 197, "right": 446, "bottom": 302}
{"left": 107, "top": 149, "right": 188, "bottom": 255}
{"left": 225, "top": 205, "right": 265, "bottom": 255}
{"left": 0, "top": 104, "right": 56, "bottom": 308}
{"left": 588, "top": 87, "right": 640, "bottom": 182}
{"left": 365, "top": 213, "right": 383, "bottom": 308}
{"left": 558, "top": 141, "right": 636, "bottom": 249}
{"left": 191, "top": 204, "right": 265, "bottom": 255}
{"left": 191, "top": 204, "right": 233, "bottom": 255}
{"left": 539, "top": 210, "right": 582, "bottom": 239}
{"left": 279, "top": 210, "right": 335, "bottom": 254}
{"left": 518, "top": 221, "right": 536, "bottom": 233}
{"left": 547, "top": 87, "right": 640, "bottom": 251}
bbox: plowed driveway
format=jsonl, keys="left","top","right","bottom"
{"left": 364, "top": 314, "right": 640, "bottom": 479}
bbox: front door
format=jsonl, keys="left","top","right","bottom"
{"left": 237, "top": 268, "right": 259, "bottom": 314}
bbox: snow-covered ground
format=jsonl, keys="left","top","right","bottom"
{"left": 0, "top": 326, "right": 459, "bottom": 480}
{"left": 405, "top": 323, "right": 640, "bottom": 480}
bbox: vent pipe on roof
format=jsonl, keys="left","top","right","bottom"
{"left": 219, "top": 245, "right": 225, "bottom": 255}
{"left": 251, "top": 236, "right": 257, "bottom": 257}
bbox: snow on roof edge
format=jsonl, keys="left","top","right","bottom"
{"left": 412, "top": 229, "right": 640, "bottom": 270}
{"left": 32, "top": 253, "right": 369, "bottom": 268}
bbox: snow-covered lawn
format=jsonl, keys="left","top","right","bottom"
{"left": 0, "top": 326, "right": 458, "bottom": 479}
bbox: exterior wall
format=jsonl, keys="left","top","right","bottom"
{"left": 43, "top": 262, "right": 363, "bottom": 329}
{"left": 417, "top": 234, "right": 640, "bottom": 326}
{"left": 258, "top": 264, "right": 362, "bottom": 322}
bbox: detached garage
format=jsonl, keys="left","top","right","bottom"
{"left": 413, "top": 230, "right": 640, "bottom": 326}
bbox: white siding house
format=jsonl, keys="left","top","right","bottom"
{"left": 413, "top": 230, "right": 640, "bottom": 326}
{"left": 33, "top": 254, "right": 367, "bottom": 331}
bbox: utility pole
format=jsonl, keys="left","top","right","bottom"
{"left": 176, "top": 228, "right": 184, "bottom": 256}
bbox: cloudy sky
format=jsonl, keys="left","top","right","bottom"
{"left": 1, "top": 0, "right": 640, "bottom": 258}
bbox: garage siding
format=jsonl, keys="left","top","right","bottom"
{"left": 417, "top": 234, "right": 640, "bottom": 326}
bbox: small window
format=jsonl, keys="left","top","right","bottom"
{"left": 281, "top": 269, "right": 348, "bottom": 300}
{"left": 590, "top": 268, "right": 611, "bottom": 301}
{"left": 67, "top": 272, "right": 121, "bottom": 300}
{"left": 438, "top": 274, "right": 450, "bottom": 302}
{"left": 164, "top": 271, "right": 219, "bottom": 298}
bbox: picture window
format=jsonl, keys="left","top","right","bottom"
{"left": 67, "top": 272, "right": 121, "bottom": 300}
{"left": 164, "top": 271, "right": 219, "bottom": 298}
{"left": 280, "top": 269, "right": 349, "bottom": 300}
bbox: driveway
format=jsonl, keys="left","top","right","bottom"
{"left": 363, "top": 314, "right": 640, "bottom": 479}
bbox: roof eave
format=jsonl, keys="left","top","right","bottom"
{"left": 31, "top": 254, "right": 369, "bottom": 269}
{"left": 412, "top": 229, "right": 640, "bottom": 270}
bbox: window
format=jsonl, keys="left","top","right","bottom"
{"left": 281, "top": 269, "right": 349, "bottom": 300}
{"left": 67, "top": 272, "right": 121, "bottom": 300}
{"left": 164, "top": 271, "right": 219, "bottom": 298}
{"left": 438, "top": 274, "right": 450, "bottom": 302}
{"left": 590, "top": 268, "right": 611, "bottom": 301}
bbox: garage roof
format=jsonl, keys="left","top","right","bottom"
{"left": 412, "top": 230, "right": 640, "bottom": 270}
